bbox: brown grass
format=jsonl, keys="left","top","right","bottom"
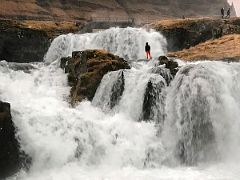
{"left": 168, "top": 34, "right": 240, "bottom": 61}
{"left": 19, "top": 20, "right": 79, "bottom": 31}
{"left": 152, "top": 17, "right": 213, "bottom": 28}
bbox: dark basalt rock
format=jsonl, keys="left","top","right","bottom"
{"left": 0, "top": 101, "right": 30, "bottom": 178}
{"left": 0, "top": 20, "right": 51, "bottom": 63}
{"left": 158, "top": 56, "right": 179, "bottom": 76}
{"left": 60, "top": 50, "right": 130, "bottom": 104}
{"left": 109, "top": 70, "right": 125, "bottom": 109}
{"left": 142, "top": 79, "right": 165, "bottom": 123}
{"left": 60, "top": 57, "right": 71, "bottom": 69}
{"left": 150, "top": 66, "right": 173, "bottom": 86}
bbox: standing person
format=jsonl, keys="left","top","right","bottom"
{"left": 145, "top": 42, "right": 152, "bottom": 60}
{"left": 221, "top": 7, "right": 224, "bottom": 18}
{"left": 226, "top": 8, "right": 231, "bottom": 18}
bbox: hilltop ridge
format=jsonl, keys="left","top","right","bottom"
{"left": 0, "top": 0, "right": 236, "bottom": 24}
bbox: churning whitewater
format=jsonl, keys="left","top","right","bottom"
{"left": 0, "top": 28, "right": 240, "bottom": 180}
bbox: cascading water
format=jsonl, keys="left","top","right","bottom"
{"left": 161, "top": 62, "right": 240, "bottom": 166}
{"left": 92, "top": 68, "right": 167, "bottom": 122}
{"left": 92, "top": 70, "right": 126, "bottom": 112}
{"left": 44, "top": 27, "right": 167, "bottom": 64}
{"left": 1, "top": 27, "right": 240, "bottom": 179}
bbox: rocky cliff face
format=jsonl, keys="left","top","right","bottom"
{"left": 152, "top": 18, "right": 240, "bottom": 51}
{"left": 0, "top": 19, "right": 82, "bottom": 63}
{"left": 0, "top": 0, "right": 235, "bottom": 23}
{"left": 0, "top": 20, "right": 50, "bottom": 63}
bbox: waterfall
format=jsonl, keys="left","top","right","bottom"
{"left": 44, "top": 27, "right": 167, "bottom": 63}
{"left": 161, "top": 62, "right": 240, "bottom": 165}
{"left": 93, "top": 68, "right": 167, "bottom": 122}
{"left": 92, "top": 70, "right": 126, "bottom": 112}
{"left": 1, "top": 27, "right": 240, "bottom": 179}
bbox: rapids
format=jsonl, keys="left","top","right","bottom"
{"left": 0, "top": 27, "right": 240, "bottom": 180}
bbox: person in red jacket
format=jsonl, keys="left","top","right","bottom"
{"left": 145, "top": 42, "right": 152, "bottom": 60}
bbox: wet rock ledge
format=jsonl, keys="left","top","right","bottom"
{"left": 0, "top": 101, "right": 29, "bottom": 178}
{"left": 61, "top": 50, "right": 130, "bottom": 104}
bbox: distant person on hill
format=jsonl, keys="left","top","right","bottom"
{"left": 226, "top": 8, "right": 231, "bottom": 18}
{"left": 145, "top": 42, "right": 152, "bottom": 60}
{"left": 221, "top": 7, "right": 225, "bottom": 18}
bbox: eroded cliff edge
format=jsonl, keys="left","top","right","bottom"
{"left": 152, "top": 18, "right": 240, "bottom": 51}
{"left": 0, "top": 19, "right": 83, "bottom": 63}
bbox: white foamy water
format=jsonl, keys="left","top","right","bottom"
{"left": 1, "top": 60, "right": 240, "bottom": 180}
{"left": 161, "top": 62, "right": 240, "bottom": 166}
{"left": 1, "top": 28, "right": 240, "bottom": 180}
{"left": 92, "top": 67, "right": 166, "bottom": 122}
{"left": 0, "top": 62, "right": 162, "bottom": 179}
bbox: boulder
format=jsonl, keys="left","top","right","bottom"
{"left": 158, "top": 56, "right": 178, "bottom": 76}
{"left": 142, "top": 78, "right": 165, "bottom": 123}
{"left": 61, "top": 50, "right": 130, "bottom": 104}
{"left": 150, "top": 67, "right": 173, "bottom": 86}
{"left": 0, "top": 101, "right": 29, "bottom": 178}
{"left": 109, "top": 70, "right": 125, "bottom": 109}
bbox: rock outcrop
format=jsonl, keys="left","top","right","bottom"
{"left": 61, "top": 50, "right": 130, "bottom": 104}
{"left": 158, "top": 56, "right": 179, "bottom": 76}
{"left": 108, "top": 71, "right": 125, "bottom": 109}
{"left": 0, "top": 101, "right": 29, "bottom": 178}
{"left": 168, "top": 34, "right": 240, "bottom": 61}
{"left": 142, "top": 78, "right": 165, "bottom": 123}
{"left": 0, "top": 19, "right": 82, "bottom": 63}
{"left": 152, "top": 18, "right": 240, "bottom": 51}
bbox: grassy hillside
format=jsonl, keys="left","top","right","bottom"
{"left": 168, "top": 34, "right": 240, "bottom": 61}
{"left": 0, "top": 0, "right": 235, "bottom": 24}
